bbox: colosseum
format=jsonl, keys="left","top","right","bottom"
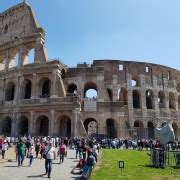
{"left": 0, "top": 2, "right": 180, "bottom": 139}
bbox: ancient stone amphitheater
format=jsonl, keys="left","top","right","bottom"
{"left": 0, "top": 2, "right": 179, "bottom": 139}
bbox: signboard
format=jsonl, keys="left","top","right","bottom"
{"left": 119, "top": 161, "right": 124, "bottom": 168}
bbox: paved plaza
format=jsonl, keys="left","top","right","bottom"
{"left": 0, "top": 148, "right": 81, "bottom": 180}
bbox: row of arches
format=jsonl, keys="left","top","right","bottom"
{"left": 133, "top": 90, "right": 178, "bottom": 109}
{"left": 5, "top": 78, "right": 51, "bottom": 101}
{"left": 2, "top": 115, "right": 179, "bottom": 139}
{"left": 67, "top": 82, "right": 179, "bottom": 110}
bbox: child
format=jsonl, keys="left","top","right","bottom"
{"left": 28, "top": 144, "right": 34, "bottom": 166}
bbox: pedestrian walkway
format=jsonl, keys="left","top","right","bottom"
{"left": 0, "top": 149, "right": 82, "bottom": 180}
{"left": 0, "top": 146, "right": 15, "bottom": 164}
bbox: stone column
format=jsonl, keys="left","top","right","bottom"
{"left": 14, "top": 76, "right": 20, "bottom": 105}
{"left": 29, "top": 111, "right": 35, "bottom": 135}
{"left": 49, "top": 110, "right": 55, "bottom": 136}
{"left": 18, "top": 48, "right": 28, "bottom": 67}
{"left": 31, "top": 73, "right": 37, "bottom": 99}
{"left": 34, "top": 37, "right": 47, "bottom": 63}
{"left": 11, "top": 112, "right": 18, "bottom": 136}
{"left": 73, "top": 109, "right": 78, "bottom": 137}
{"left": 51, "top": 70, "right": 58, "bottom": 98}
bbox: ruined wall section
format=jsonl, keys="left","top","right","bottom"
{"left": 0, "top": 2, "right": 47, "bottom": 69}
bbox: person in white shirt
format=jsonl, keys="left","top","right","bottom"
{"left": 44, "top": 141, "right": 56, "bottom": 178}
{"left": 28, "top": 144, "right": 34, "bottom": 166}
{"left": 2, "top": 141, "right": 8, "bottom": 159}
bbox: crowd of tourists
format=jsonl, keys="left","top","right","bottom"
{"left": 0, "top": 135, "right": 180, "bottom": 179}
{"left": 0, "top": 135, "right": 99, "bottom": 179}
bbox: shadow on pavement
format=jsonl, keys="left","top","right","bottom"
{"left": 27, "top": 174, "right": 46, "bottom": 178}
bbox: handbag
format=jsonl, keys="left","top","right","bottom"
{"left": 43, "top": 147, "right": 51, "bottom": 159}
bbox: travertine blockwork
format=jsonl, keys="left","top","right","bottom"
{"left": 0, "top": 2, "right": 179, "bottom": 139}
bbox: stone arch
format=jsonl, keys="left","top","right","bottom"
{"left": 169, "top": 92, "right": 176, "bottom": 109}
{"left": 5, "top": 82, "right": 15, "bottom": 101}
{"left": 25, "top": 48, "right": 34, "bottom": 64}
{"left": 133, "top": 90, "right": 141, "bottom": 108}
{"left": 147, "top": 121, "right": 154, "bottom": 139}
{"left": 158, "top": 91, "right": 165, "bottom": 108}
{"left": 39, "top": 78, "right": 51, "bottom": 98}
{"left": 107, "top": 88, "right": 113, "bottom": 101}
{"left": 2, "top": 117, "right": 12, "bottom": 135}
{"left": 172, "top": 122, "right": 178, "bottom": 138}
{"left": 84, "top": 82, "right": 97, "bottom": 98}
{"left": 178, "top": 95, "right": 180, "bottom": 109}
{"left": 131, "top": 76, "right": 140, "bottom": 87}
{"left": 106, "top": 118, "right": 117, "bottom": 138}
{"left": 67, "top": 83, "right": 77, "bottom": 94}
{"left": 18, "top": 116, "right": 29, "bottom": 135}
{"left": 20, "top": 79, "right": 32, "bottom": 99}
{"left": 146, "top": 89, "right": 154, "bottom": 109}
{"left": 35, "top": 115, "right": 49, "bottom": 136}
{"left": 134, "top": 120, "right": 144, "bottom": 138}
{"left": 84, "top": 118, "right": 98, "bottom": 137}
{"left": 57, "top": 115, "right": 71, "bottom": 138}
{"left": 118, "top": 87, "right": 128, "bottom": 105}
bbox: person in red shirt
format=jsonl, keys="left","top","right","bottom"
{"left": 58, "top": 141, "right": 67, "bottom": 164}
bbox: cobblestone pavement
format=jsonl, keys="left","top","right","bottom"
{"left": 0, "top": 149, "right": 81, "bottom": 180}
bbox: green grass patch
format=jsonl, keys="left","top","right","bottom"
{"left": 91, "top": 149, "right": 180, "bottom": 180}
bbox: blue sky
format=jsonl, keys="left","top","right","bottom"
{"left": 1, "top": 0, "right": 180, "bottom": 69}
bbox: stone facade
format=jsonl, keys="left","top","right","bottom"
{"left": 0, "top": 2, "right": 180, "bottom": 139}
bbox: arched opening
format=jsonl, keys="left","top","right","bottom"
{"left": 9, "top": 53, "right": 18, "bottom": 68}
{"left": 84, "top": 82, "right": 97, "bottom": 98}
{"left": 107, "top": 88, "right": 113, "bottom": 101}
{"left": 134, "top": 120, "right": 144, "bottom": 138}
{"left": 0, "top": 59, "right": 5, "bottom": 71}
{"left": 67, "top": 83, "right": 77, "bottom": 94}
{"left": 169, "top": 92, "right": 175, "bottom": 109}
{"left": 40, "top": 78, "right": 51, "bottom": 98}
{"left": 158, "top": 91, "right": 165, "bottom": 108}
{"left": 118, "top": 88, "right": 128, "bottom": 105}
{"left": 5, "top": 82, "right": 15, "bottom": 101}
{"left": 131, "top": 79, "right": 137, "bottom": 87}
{"left": 58, "top": 115, "right": 71, "bottom": 138}
{"left": 21, "top": 79, "right": 32, "bottom": 99}
{"left": 61, "top": 69, "right": 66, "bottom": 79}
{"left": 2, "top": 117, "right": 12, "bottom": 135}
{"left": 133, "top": 90, "right": 141, "bottom": 108}
{"left": 172, "top": 122, "right": 178, "bottom": 139}
{"left": 18, "top": 116, "right": 28, "bottom": 135}
{"left": 147, "top": 121, "right": 154, "bottom": 139}
{"left": 36, "top": 115, "right": 49, "bottom": 136}
{"left": 106, "top": 118, "right": 117, "bottom": 138}
{"left": 146, "top": 90, "right": 154, "bottom": 109}
{"left": 84, "top": 118, "right": 98, "bottom": 137}
{"left": 26, "top": 48, "right": 34, "bottom": 64}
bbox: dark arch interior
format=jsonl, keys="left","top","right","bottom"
{"left": 36, "top": 116, "right": 49, "bottom": 136}
{"left": 133, "top": 90, "right": 140, "bottom": 108}
{"left": 106, "top": 119, "right": 117, "bottom": 138}
{"left": 107, "top": 88, "right": 113, "bottom": 101}
{"left": 19, "top": 117, "right": 28, "bottom": 135}
{"left": 2, "top": 117, "right": 12, "bottom": 135}
{"left": 147, "top": 121, "right": 154, "bottom": 139}
{"left": 84, "top": 118, "right": 98, "bottom": 136}
{"left": 146, "top": 90, "right": 153, "bottom": 109}
{"left": 5, "top": 83, "right": 15, "bottom": 101}
{"left": 59, "top": 116, "right": 71, "bottom": 138}
{"left": 25, "top": 81, "right": 31, "bottom": 99}
{"left": 67, "top": 84, "right": 77, "bottom": 94}
{"left": 119, "top": 88, "right": 128, "bottom": 105}
{"left": 41, "top": 79, "right": 51, "bottom": 98}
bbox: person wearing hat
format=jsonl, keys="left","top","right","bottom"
{"left": 43, "top": 141, "right": 56, "bottom": 178}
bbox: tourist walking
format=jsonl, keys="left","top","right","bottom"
{"left": 28, "top": 144, "right": 34, "bottom": 166}
{"left": 59, "top": 141, "right": 67, "bottom": 164}
{"left": 17, "top": 140, "right": 26, "bottom": 167}
{"left": 43, "top": 141, "right": 56, "bottom": 178}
